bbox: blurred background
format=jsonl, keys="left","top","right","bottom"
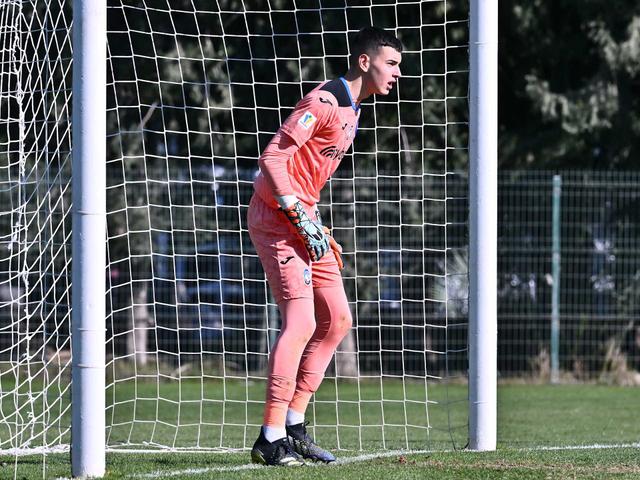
{"left": 103, "top": 0, "right": 640, "bottom": 382}
{"left": 0, "top": 2, "right": 640, "bottom": 468}
{"left": 1, "top": 0, "right": 640, "bottom": 394}
{"left": 497, "top": 0, "right": 640, "bottom": 380}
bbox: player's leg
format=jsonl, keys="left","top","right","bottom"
{"left": 264, "top": 297, "right": 316, "bottom": 429}
{"left": 289, "top": 285, "right": 352, "bottom": 415}
{"left": 247, "top": 194, "right": 314, "bottom": 466}
{"left": 286, "top": 254, "right": 352, "bottom": 462}
{"left": 251, "top": 296, "right": 315, "bottom": 466}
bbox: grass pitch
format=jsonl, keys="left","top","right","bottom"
{"left": 5, "top": 383, "right": 640, "bottom": 479}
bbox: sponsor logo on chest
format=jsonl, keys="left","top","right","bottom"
{"left": 320, "top": 145, "right": 346, "bottom": 162}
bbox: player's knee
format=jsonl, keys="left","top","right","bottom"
{"left": 289, "top": 315, "right": 316, "bottom": 347}
{"left": 329, "top": 311, "right": 352, "bottom": 342}
{"left": 340, "top": 311, "right": 353, "bottom": 333}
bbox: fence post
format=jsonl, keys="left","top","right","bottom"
{"left": 550, "top": 175, "right": 562, "bottom": 383}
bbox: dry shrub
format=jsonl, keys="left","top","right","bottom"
{"left": 599, "top": 338, "right": 640, "bottom": 386}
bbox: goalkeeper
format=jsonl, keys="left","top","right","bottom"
{"left": 247, "top": 26, "right": 402, "bottom": 466}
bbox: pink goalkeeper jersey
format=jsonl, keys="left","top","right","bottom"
{"left": 254, "top": 78, "right": 360, "bottom": 208}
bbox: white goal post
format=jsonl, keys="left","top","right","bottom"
{"left": 71, "top": 1, "right": 106, "bottom": 477}
{"left": 468, "top": 0, "right": 497, "bottom": 452}
{"left": 0, "top": 1, "right": 496, "bottom": 477}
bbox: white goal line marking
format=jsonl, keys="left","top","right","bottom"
{"left": 129, "top": 443, "right": 640, "bottom": 479}
{"left": 1, "top": 445, "right": 69, "bottom": 456}
{"left": 523, "top": 442, "right": 640, "bottom": 452}
{"left": 131, "top": 449, "right": 433, "bottom": 478}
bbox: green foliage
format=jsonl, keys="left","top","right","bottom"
{"left": 500, "top": 1, "right": 640, "bottom": 168}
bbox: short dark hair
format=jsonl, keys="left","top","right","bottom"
{"left": 349, "top": 27, "right": 403, "bottom": 67}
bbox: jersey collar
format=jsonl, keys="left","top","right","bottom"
{"left": 339, "top": 77, "right": 360, "bottom": 112}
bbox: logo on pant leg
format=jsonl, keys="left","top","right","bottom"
{"left": 303, "top": 268, "right": 311, "bottom": 285}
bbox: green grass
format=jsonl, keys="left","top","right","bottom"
{"left": 3, "top": 383, "right": 640, "bottom": 479}
{"left": 105, "top": 377, "right": 469, "bottom": 451}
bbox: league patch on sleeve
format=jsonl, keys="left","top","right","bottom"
{"left": 298, "top": 111, "right": 317, "bottom": 130}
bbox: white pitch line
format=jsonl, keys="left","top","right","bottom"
{"left": 521, "top": 442, "right": 640, "bottom": 451}
{"left": 4, "top": 443, "right": 638, "bottom": 479}
{"left": 105, "top": 447, "right": 245, "bottom": 454}
{"left": 130, "top": 443, "right": 640, "bottom": 479}
{"left": 0, "top": 445, "right": 69, "bottom": 456}
{"left": 132, "top": 449, "right": 432, "bottom": 478}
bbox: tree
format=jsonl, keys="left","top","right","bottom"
{"left": 499, "top": 0, "right": 640, "bottom": 168}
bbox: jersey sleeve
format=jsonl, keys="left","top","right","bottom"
{"left": 279, "top": 92, "right": 335, "bottom": 147}
{"left": 257, "top": 130, "right": 299, "bottom": 197}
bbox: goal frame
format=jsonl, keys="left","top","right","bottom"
{"left": 69, "top": 1, "right": 497, "bottom": 476}
{"left": 71, "top": 1, "right": 106, "bottom": 477}
{"left": 468, "top": 0, "right": 497, "bottom": 452}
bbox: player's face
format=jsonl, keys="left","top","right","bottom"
{"left": 366, "top": 46, "right": 402, "bottom": 95}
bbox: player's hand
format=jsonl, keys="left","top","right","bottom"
{"left": 282, "top": 201, "right": 330, "bottom": 261}
{"left": 323, "top": 227, "right": 344, "bottom": 270}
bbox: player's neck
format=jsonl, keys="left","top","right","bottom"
{"left": 341, "top": 73, "right": 369, "bottom": 105}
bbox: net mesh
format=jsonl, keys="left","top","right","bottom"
{"left": 0, "top": 0, "right": 73, "bottom": 459}
{"left": 0, "top": 0, "right": 470, "bottom": 462}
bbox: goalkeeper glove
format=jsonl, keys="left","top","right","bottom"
{"left": 323, "top": 226, "right": 344, "bottom": 270}
{"left": 282, "top": 201, "right": 330, "bottom": 262}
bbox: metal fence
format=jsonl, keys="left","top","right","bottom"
{"left": 498, "top": 171, "right": 640, "bottom": 380}
{"left": 3, "top": 168, "right": 639, "bottom": 382}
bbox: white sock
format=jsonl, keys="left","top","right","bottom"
{"left": 262, "top": 425, "right": 287, "bottom": 443}
{"left": 285, "top": 408, "right": 305, "bottom": 426}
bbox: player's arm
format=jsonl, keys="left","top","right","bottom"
{"left": 257, "top": 131, "right": 299, "bottom": 209}
{"left": 259, "top": 92, "right": 332, "bottom": 209}
{"left": 259, "top": 136, "right": 331, "bottom": 262}
{"left": 258, "top": 94, "right": 334, "bottom": 261}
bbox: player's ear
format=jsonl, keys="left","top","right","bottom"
{"left": 358, "top": 53, "right": 370, "bottom": 72}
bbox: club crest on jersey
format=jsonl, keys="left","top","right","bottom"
{"left": 346, "top": 124, "right": 355, "bottom": 139}
{"left": 298, "top": 111, "right": 316, "bottom": 130}
{"left": 303, "top": 268, "right": 311, "bottom": 285}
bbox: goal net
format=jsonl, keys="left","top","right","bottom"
{"left": 0, "top": 0, "right": 73, "bottom": 461}
{"left": 0, "top": 0, "right": 470, "bottom": 468}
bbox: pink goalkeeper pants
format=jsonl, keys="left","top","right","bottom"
{"left": 248, "top": 194, "right": 353, "bottom": 426}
